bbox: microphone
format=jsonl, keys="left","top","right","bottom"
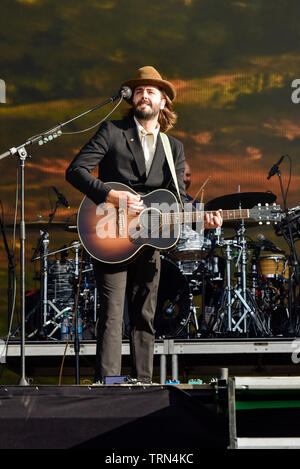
{"left": 119, "top": 86, "right": 132, "bottom": 99}
{"left": 164, "top": 302, "right": 175, "bottom": 316}
{"left": 267, "top": 154, "right": 287, "bottom": 180}
{"left": 52, "top": 186, "right": 70, "bottom": 209}
{"left": 257, "top": 233, "right": 282, "bottom": 252}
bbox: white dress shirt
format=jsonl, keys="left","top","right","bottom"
{"left": 134, "top": 117, "right": 160, "bottom": 176}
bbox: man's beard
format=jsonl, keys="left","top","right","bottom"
{"left": 133, "top": 100, "right": 161, "bottom": 120}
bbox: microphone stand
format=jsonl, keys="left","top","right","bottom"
{"left": 31, "top": 195, "right": 62, "bottom": 263}
{"left": 0, "top": 92, "right": 123, "bottom": 385}
{"left": 19, "top": 147, "right": 29, "bottom": 385}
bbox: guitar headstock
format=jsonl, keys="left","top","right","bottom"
{"left": 249, "top": 203, "right": 282, "bottom": 225}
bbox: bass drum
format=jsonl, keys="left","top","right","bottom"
{"left": 154, "top": 257, "right": 191, "bottom": 339}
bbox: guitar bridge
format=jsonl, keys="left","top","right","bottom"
{"left": 118, "top": 208, "right": 126, "bottom": 238}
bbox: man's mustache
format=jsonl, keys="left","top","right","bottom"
{"left": 137, "top": 99, "right": 151, "bottom": 107}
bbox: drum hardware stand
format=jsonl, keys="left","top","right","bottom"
{"left": 184, "top": 260, "right": 202, "bottom": 338}
{"left": 14, "top": 228, "right": 61, "bottom": 341}
{"left": 214, "top": 235, "right": 271, "bottom": 336}
{"left": 214, "top": 240, "right": 238, "bottom": 333}
{"left": 39, "top": 231, "right": 50, "bottom": 330}
{"left": 30, "top": 193, "right": 66, "bottom": 332}
{"left": 73, "top": 242, "right": 82, "bottom": 383}
{"left": 181, "top": 258, "right": 214, "bottom": 338}
{"left": 32, "top": 242, "right": 83, "bottom": 342}
{"left": 234, "top": 221, "right": 258, "bottom": 333}
{"left": 233, "top": 235, "right": 270, "bottom": 336}
{"left": 32, "top": 233, "right": 63, "bottom": 339}
{"left": 27, "top": 303, "right": 72, "bottom": 339}
{"left": 185, "top": 281, "right": 201, "bottom": 338}
{"left": 58, "top": 241, "right": 83, "bottom": 385}
{"left": 197, "top": 227, "right": 224, "bottom": 336}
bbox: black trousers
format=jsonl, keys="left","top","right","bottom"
{"left": 92, "top": 248, "right": 161, "bottom": 382}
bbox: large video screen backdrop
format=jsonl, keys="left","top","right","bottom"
{"left": 0, "top": 0, "right": 299, "bottom": 333}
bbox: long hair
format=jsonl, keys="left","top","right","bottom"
{"left": 159, "top": 91, "right": 178, "bottom": 132}
{"left": 124, "top": 88, "right": 177, "bottom": 133}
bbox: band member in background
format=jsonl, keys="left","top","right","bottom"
{"left": 66, "top": 66, "right": 222, "bottom": 384}
{"left": 184, "top": 161, "right": 192, "bottom": 194}
{"left": 184, "top": 160, "right": 200, "bottom": 207}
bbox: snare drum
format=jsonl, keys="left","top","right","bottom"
{"left": 169, "top": 226, "right": 211, "bottom": 261}
{"left": 259, "top": 254, "right": 289, "bottom": 280}
{"left": 48, "top": 259, "right": 75, "bottom": 307}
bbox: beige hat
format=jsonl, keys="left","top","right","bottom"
{"left": 121, "top": 65, "right": 176, "bottom": 101}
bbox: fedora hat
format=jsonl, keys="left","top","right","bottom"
{"left": 121, "top": 66, "right": 176, "bottom": 101}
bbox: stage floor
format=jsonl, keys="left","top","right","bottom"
{"left": 2, "top": 336, "right": 299, "bottom": 358}
{"left": 2, "top": 337, "right": 300, "bottom": 385}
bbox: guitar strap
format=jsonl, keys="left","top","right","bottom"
{"left": 160, "top": 132, "right": 184, "bottom": 210}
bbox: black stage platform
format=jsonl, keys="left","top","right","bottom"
{"left": 0, "top": 384, "right": 228, "bottom": 450}
{"left": 2, "top": 338, "right": 300, "bottom": 449}
{"left": 1, "top": 378, "right": 300, "bottom": 450}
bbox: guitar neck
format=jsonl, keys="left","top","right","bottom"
{"left": 162, "top": 208, "right": 249, "bottom": 225}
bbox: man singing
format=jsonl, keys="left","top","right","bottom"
{"left": 66, "top": 66, "right": 222, "bottom": 384}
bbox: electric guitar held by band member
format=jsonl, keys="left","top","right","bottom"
{"left": 77, "top": 182, "right": 282, "bottom": 264}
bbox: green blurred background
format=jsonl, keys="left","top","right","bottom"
{"left": 0, "top": 0, "right": 300, "bottom": 383}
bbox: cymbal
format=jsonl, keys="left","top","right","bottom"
{"left": 7, "top": 220, "right": 67, "bottom": 231}
{"left": 205, "top": 191, "right": 277, "bottom": 211}
{"left": 221, "top": 218, "right": 262, "bottom": 228}
{"left": 247, "top": 241, "right": 285, "bottom": 254}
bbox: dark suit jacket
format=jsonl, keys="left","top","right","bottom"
{"left": 66, "top": 116, "right": 187, "bottom": 205}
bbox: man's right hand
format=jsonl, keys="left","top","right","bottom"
{"left": 106, "top": 189, "right": 144, "bottom": 213}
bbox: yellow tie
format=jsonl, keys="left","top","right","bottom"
{"left": 140, "top": 130, "right": 155, "bottom": 176}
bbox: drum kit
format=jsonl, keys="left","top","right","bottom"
{"left": 18, "top": 191, "right": 300, "bottom": 341}
{"left": 23, "top": 238, "right": 98, "bottom": 341}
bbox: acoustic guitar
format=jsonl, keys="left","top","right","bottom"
{"left": 77, "top": 182, "right": 282, "bottom": 264}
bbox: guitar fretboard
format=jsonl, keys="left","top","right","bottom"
{"left": 162, "top": 208, "right": 250, "bottom": 224}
